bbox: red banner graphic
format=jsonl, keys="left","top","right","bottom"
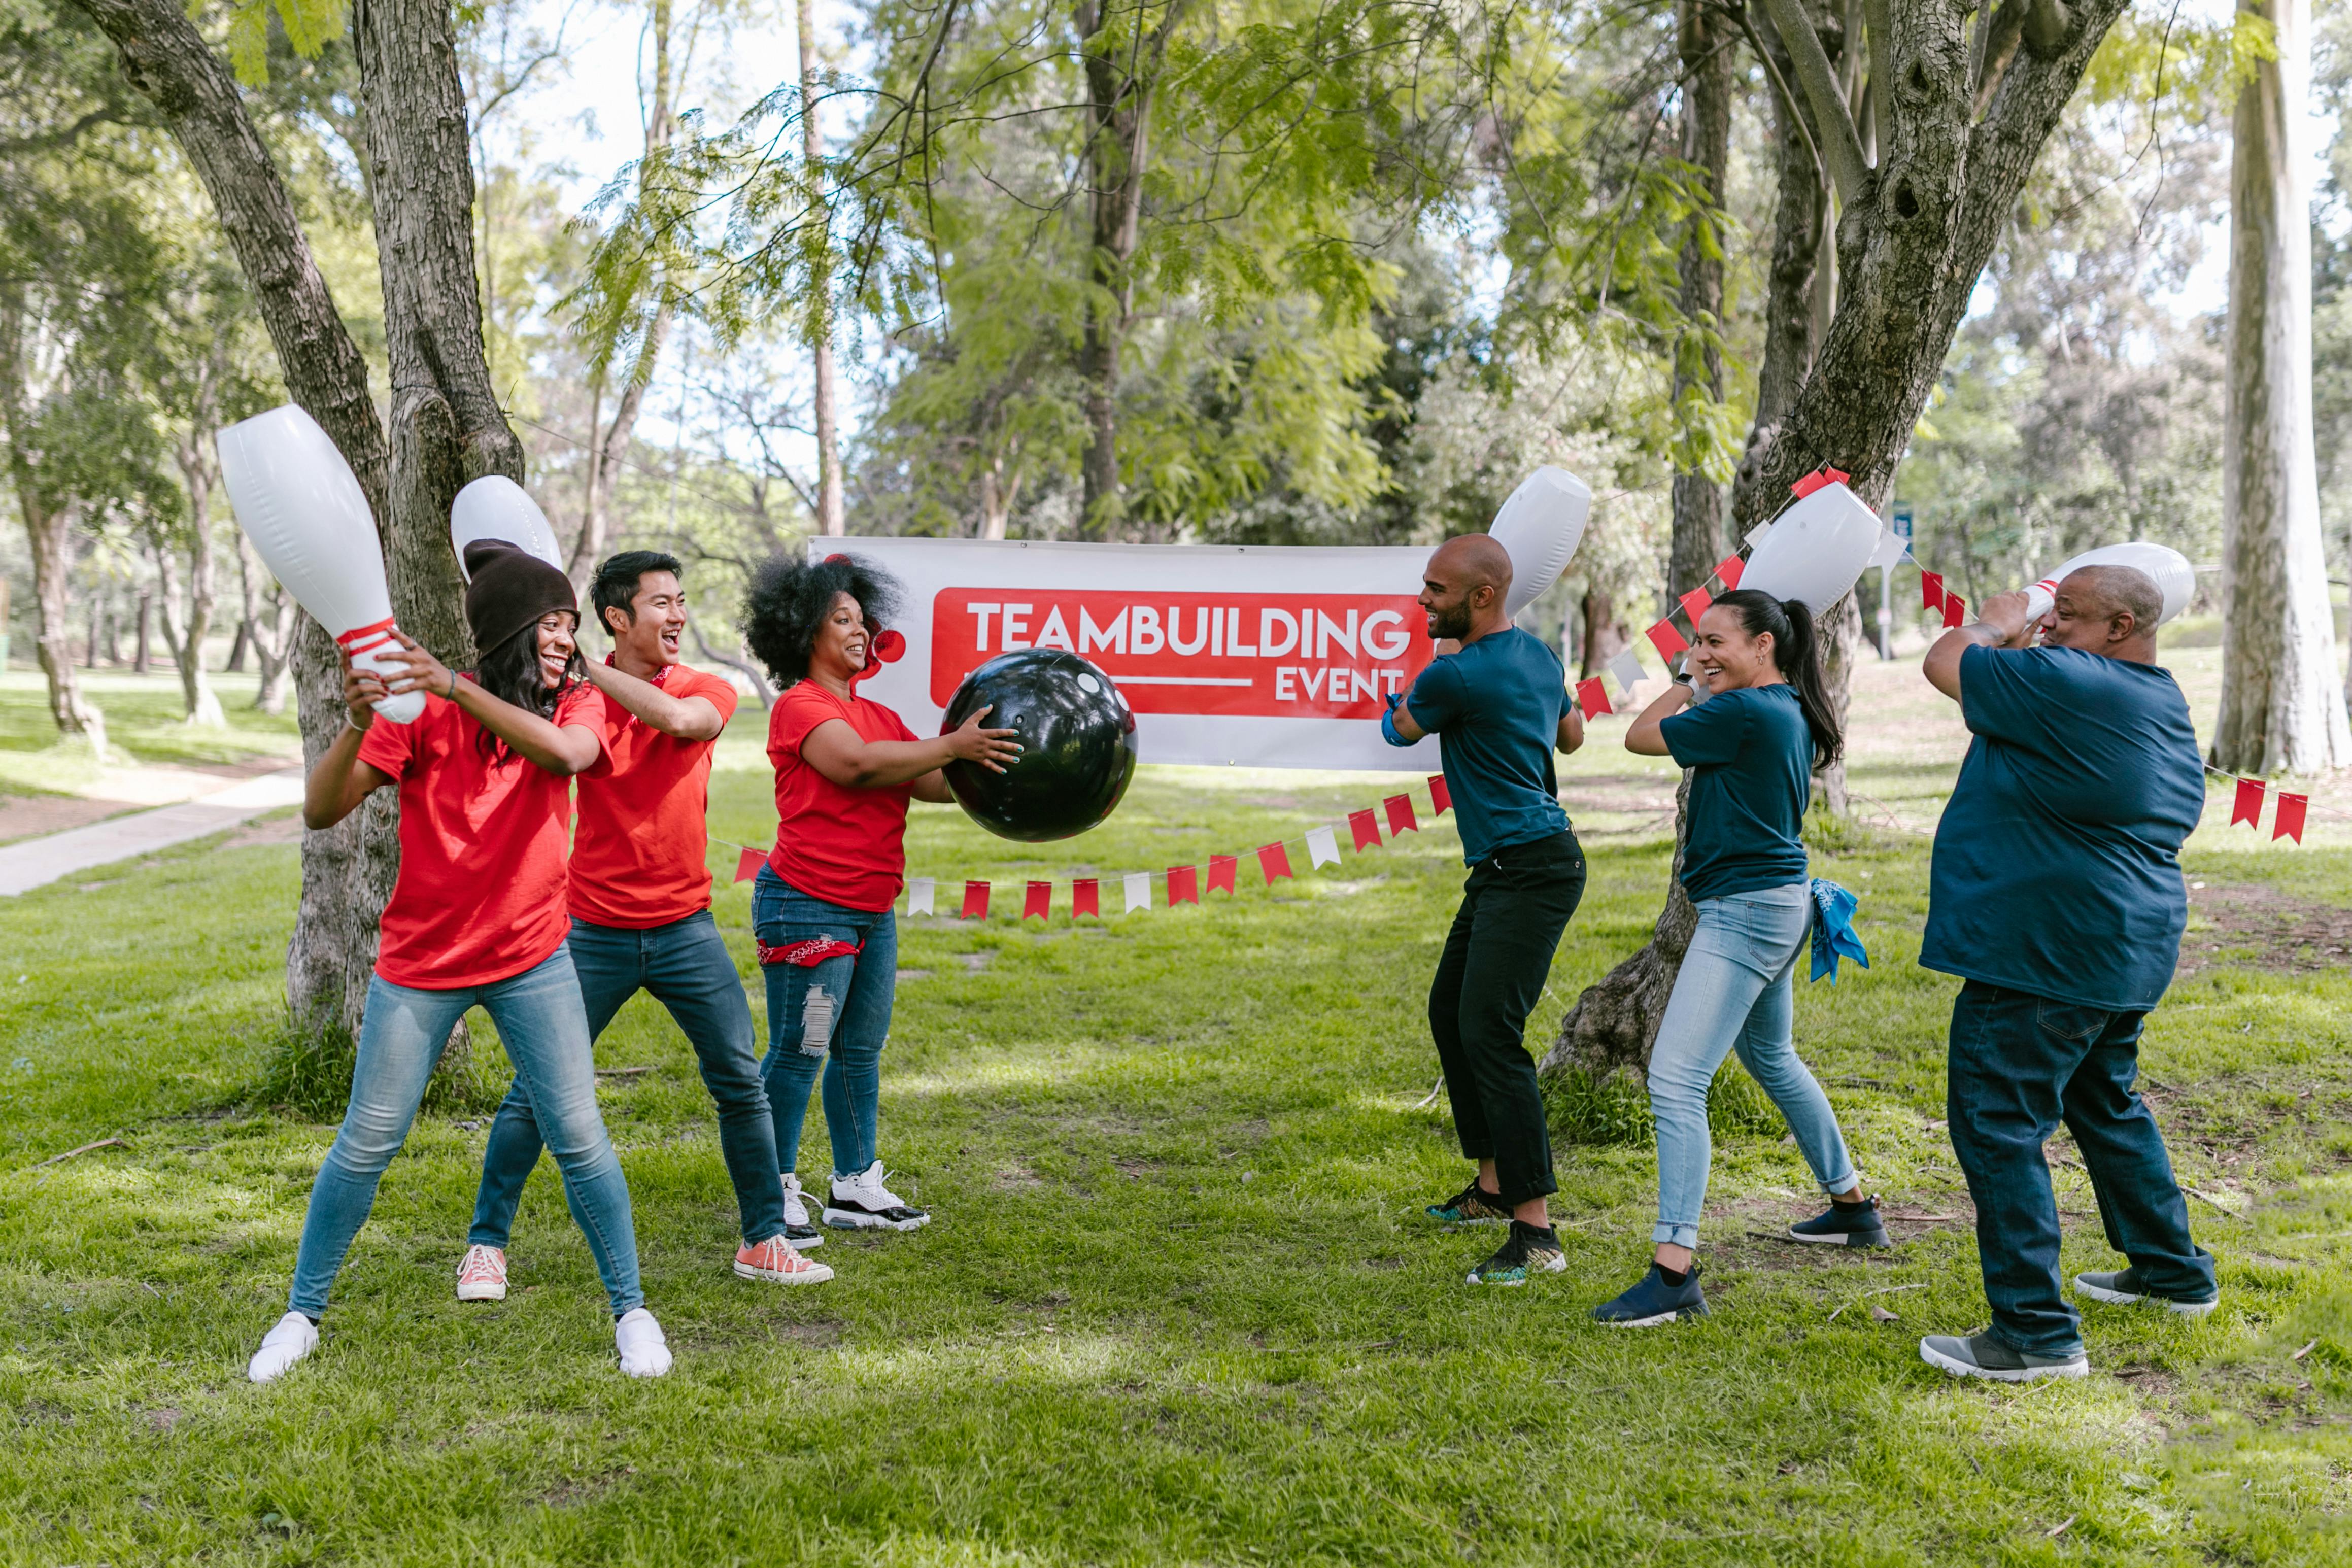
{"left": 927, "top": 588, "right": 1430, "bottom": 719}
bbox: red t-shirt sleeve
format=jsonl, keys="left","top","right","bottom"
{"left": 767, "top": 685, "right": 838, "bottom": 766}
{"left": 683, "top": 667, "right": 740, "bottom": 726}
{"left": 356, "top": 702, "right": 423, "bottom": 777}
{"left": 555, "top": 681, "right": 608, "bottom": 743}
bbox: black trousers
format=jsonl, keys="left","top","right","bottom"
{"left": 1428, "top": 830, "right": 1587, "bottom": 1206}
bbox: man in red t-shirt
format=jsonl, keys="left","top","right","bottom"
{"left": 458, "top": 551, "right": 829, "bottom": 1297}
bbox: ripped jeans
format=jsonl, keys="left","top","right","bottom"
{"left": 752, "top": 868, "right": 898, "bottom": 1181}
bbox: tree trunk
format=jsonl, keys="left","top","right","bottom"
{"left": 798, "top": 0, "right": 844, "bottom": 537}
{"left": 226, "top": 616, "right": 250, "bottom": 673}
{"left": 1579, "top": 584, "right": 1626, "bottom": 678}
{"left": 0, "top": 292, "right": 107, "bottom": 748}
{"left": 1546, "top": 0, "right": 2140, "bottom": 1087}
{"left": 2212, "top": 0, "right": 2350, "bottom": 773}
{"left": 168, "top": 412, "right": 226, "bottom": 725}
{"left": 133, "top": 589, "right": 152, "bottom": 673}
{"left": 1667, "top": 0, "right": 1735, "bottom": 597}
{"left": 1075, "top": 0, "right": 1153, "bottom": 539}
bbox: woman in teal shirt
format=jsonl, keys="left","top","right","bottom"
{"left": 1590, "top": 589, "right": 1880, "bottom": 1326}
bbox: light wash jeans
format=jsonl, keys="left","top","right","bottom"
{"left": 752, "top": 868, "right": 898, "bottom": 1179}
{"left": 287, "top": 947, "right": 644, "bottom": 1319}
{"left": 1649, "top": 882, "right": 1858, "bottom": 1250}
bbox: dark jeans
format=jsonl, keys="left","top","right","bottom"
{"left": 469, "top": 912, "right": 788, "bottom": 1249}
{"left": 1947, "top": 979, "right": 2215, "bottom": 1357}
{"left": 1429, "top": 830, "right": 1586, "bottom": 1207}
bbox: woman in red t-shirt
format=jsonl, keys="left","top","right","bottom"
{"left": 247, "top": 542, "right": 669, "bottom": 1385}
{"left": 743, "top": 554, "right": 1018, "bottom": 1235}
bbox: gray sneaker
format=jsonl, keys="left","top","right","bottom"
{"left": 2074, "top": 1268, "right": 2215, "bottom": 1317}
{"left": 1919, "top": 1333, "right": 2089, "bottom": 1382}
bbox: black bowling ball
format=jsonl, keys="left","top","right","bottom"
{"left": 941, "top": 649, "right": 1137, "bottom": 842}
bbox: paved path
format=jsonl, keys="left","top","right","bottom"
{"left": 0, "top": 768, "right": 305, "bottom": 897}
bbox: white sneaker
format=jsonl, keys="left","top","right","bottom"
{"left": 455, "top": 1244, "right": 508, "bottom": 1302}
{"left": 779, "top": 1174, "right": 824, "bottom": 1249}
{"left": 823, "top": 1161, "right": 930, "bottom": 1231}
{"left": 248, "top": 1312, "right": 318, "bottom": 1384}
{"left": 615, "top": 1307, "right": 672, "bottom": 1378}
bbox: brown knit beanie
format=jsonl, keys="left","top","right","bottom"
{"left": 463, "top": 541, "right": 578, "bottom": 655}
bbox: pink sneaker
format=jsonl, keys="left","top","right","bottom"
{"left": 734, "top": 1235, "right": 833, "bottom": 1285}
{"left": 456, "top": 1244, "right": 507, "bottom": 1302}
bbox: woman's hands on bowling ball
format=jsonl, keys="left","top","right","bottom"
{"left": 943, "top": 704, "right": 1024, "bottom": 774}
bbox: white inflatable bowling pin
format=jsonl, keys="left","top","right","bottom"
{"left": 1488, "top": 466, "right": 1591, "bottom": 617}
{"left": 216, "top": 405, "right": 426, "bottom": 724}
{"left": 1741, "top": 479, "right": 1881, "bottom": 611}
{"left": 451, "top": 475, "right": 566, "bottom": 580}
{"left": 2021, "top": 542, "right": 2194, "bottom": 626}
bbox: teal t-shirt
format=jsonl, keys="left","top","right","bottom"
{"left": 1660, "top": 683, "right": 1812, "bottom": 902}
{"left": 1403, "top": 627, "right": 1572, "bottom": 864}
{"left": 1921, "top": 645, "right": 2203, "bottom": 1011}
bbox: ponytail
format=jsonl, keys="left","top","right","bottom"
{"left": 1710, "top": 587, "right": 1844, "bottom": 768}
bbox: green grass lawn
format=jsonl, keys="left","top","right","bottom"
{"left": 0, "top": 667, "right": 301, "bottom": 797}
{"left": 3, "top": 667, "right": 2350, "bottom": 1562}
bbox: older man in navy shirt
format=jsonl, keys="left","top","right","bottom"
{"left": 1914, "top": 564, "right": 2217, "bottom": 1383}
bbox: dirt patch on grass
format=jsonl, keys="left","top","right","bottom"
{"left": 773, "top": 1318, "right": 843, "bottom": 1348}
{"left": 2180, "top": 883, "right": 2352, "bottom": 975}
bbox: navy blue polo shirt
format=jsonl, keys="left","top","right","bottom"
{"left": 1403, "top": 627, "right": 1572, "bottom": 864}
{"left": 1922, "top": 644, "right": 2204, "bottom": 1011}
{"left": 1660, "top": 683, "right": 1813, "bottom": 902}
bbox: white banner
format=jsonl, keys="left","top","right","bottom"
{"left": 820, "top": 537, "right": 1444, "bottom": 771}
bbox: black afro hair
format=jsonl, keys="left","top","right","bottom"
{"left": 740, "top": 552, "right": 902, "bottom": 688}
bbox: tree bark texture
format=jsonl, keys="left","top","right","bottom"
{"left": 1545, "top": 0, "right": 2137, "bottom": 1088}
{"left": 166, "top": 356, "right": 226, "bottom": 726}
{"left": 354, "top": 0, "right": 517, "bottom": 667}
{"left": 798, "top": 0, "right": 844, "bottom": 537}
{"left": 2213, "top": 0, "right": 2351, "bottom": 773}
{"left": 1667, "top": 0, "right": 1735, "bottom": 598}
{"left": 1075, "top": 0, "right": 1156, "bottom": 538}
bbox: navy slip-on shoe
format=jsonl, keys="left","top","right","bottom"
{"left": 1790, "top": 1194, "right": 1892, "bottom": 1248}
{"left": 1919, "top": 1333, "right": 2088, "bottom": 1382}
{"left": 1590, "top": 1262, "right": 1708, "bottom": 1325}
{"left": 2074, "top": 1267, "right": 2217, "bottom": 1317}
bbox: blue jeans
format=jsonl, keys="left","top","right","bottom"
{"left": 469, "top": 913, "right": 788, "bottom": 1250}
{"left": 753, "top": 869, "right": 898, "bottom": 1179}
{"left": 1648, "top": 883, "right": 1858, "bottom": 1249}
{"left": 1947, "top": 980, "right": 2215, "bottom": 1358}
{"left": 288, "top": 948, "right": 642, "bottom": 1318}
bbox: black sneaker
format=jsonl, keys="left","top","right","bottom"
{"left": 1590, "top": 1261, "right": 1708, "bottom": 1325}
{"left": 1789, "top": 1194, "right": 1891, "bottom": 1248}
{"left": 2074, "top": 1268, "right": 2217, "bottom": 1317}
{"left": 1425, "top": 1180, "right": 1512, "bottom": 1228}
{"left": 823, "top": 1161, "right": 931, "bottom": 1231}
{"left": 1467, "top": 1221, "right": 1566, "bottom": 1285}
{"left": 1919, "top": 1333, "right": 2088, "bottom": 1382}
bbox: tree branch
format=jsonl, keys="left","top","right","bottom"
{"left": 1972, "top": 0, "right": 2027, "bottom": 117}
{"left": 1757, "top": 0, "right": 1870, "bottom": 203}
{"left": 1717, "top": 0, "right": 1825, "bottom": 199}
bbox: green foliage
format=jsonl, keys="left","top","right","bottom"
{"left": 1548, "top": 1060, "right": 1789, "bottom": 1147}
{"left": 246, "top": 1009, "right": 502, "bottom": 1119}
{"left": 219, "top": 0, "right": 349, "bottom": 87}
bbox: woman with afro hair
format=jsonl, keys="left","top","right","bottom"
{"left": 741, "top": 553, "right": 1019, "bottom": 1238}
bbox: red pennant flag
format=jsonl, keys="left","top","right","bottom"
{"left": 1022, "top": 880, "right": 1051, "bottom": 922}
{"left": 1646, "top": 619, "right": 1689, "bottom": 659}
{"left": 1167, "top": 865, "right": 1199, "bottom": 905}
{"left": 1679, "top": 587, "right": 1714, "bottom": 625}
{"left": 1207, "top": 855, "right": 1237, "bottom": 894}
{"left": 733, "top": 846, "right": 764, "bottom": 883}
{"left": 1921, "top": 571, "right": 1945, "bottom": 611}
{"left": 1385, "top": 793, "right": 1419, "bottom": 835}
{"left": 1349, "top": 808, "right": 1381, "bottom": 850}
{"left": 1072, "top": 877, "right": 1100, "bottom": 917}
{"left": 1576, "top": 677, "right": 1612, "bottom": 718}
{"left": 1943, "top": 593, "right": 1966, "bottom": 630}
{"left": 1257, "top": 842, "right": 1293, "bottom": 883}
{"left": 1427, "top": 775, "right": 1452, "bottom": 814}
{"left": 2274, "top": 792, "right": 2308, "bottom": 844}
{"left": 2231, "top": 777, "right": 2267, "bottom": 827}
{"left": 1713, "top": 555, "right": 1744, "bottom": 590}
{"left": 961, "top": 880, "right": 991, "bottom": 920}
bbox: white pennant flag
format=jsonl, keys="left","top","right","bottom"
{"left": 1123, "top": 871, "right": 1151, "bottom": 912}
{"left": 1608, "top": 649, "right": 1646, "bottom": 699}
{"left": 1744, "top": 519, "right": 1774, "bottom": 551}
{"left": 1306, "top": 824, "right": 1340, "bottom": 868}
{"left": 1867, "top": 525, "right": 1908, "bottom": 569}
{"left": 906, "top": 877, "right": 935, "bottom": 915}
